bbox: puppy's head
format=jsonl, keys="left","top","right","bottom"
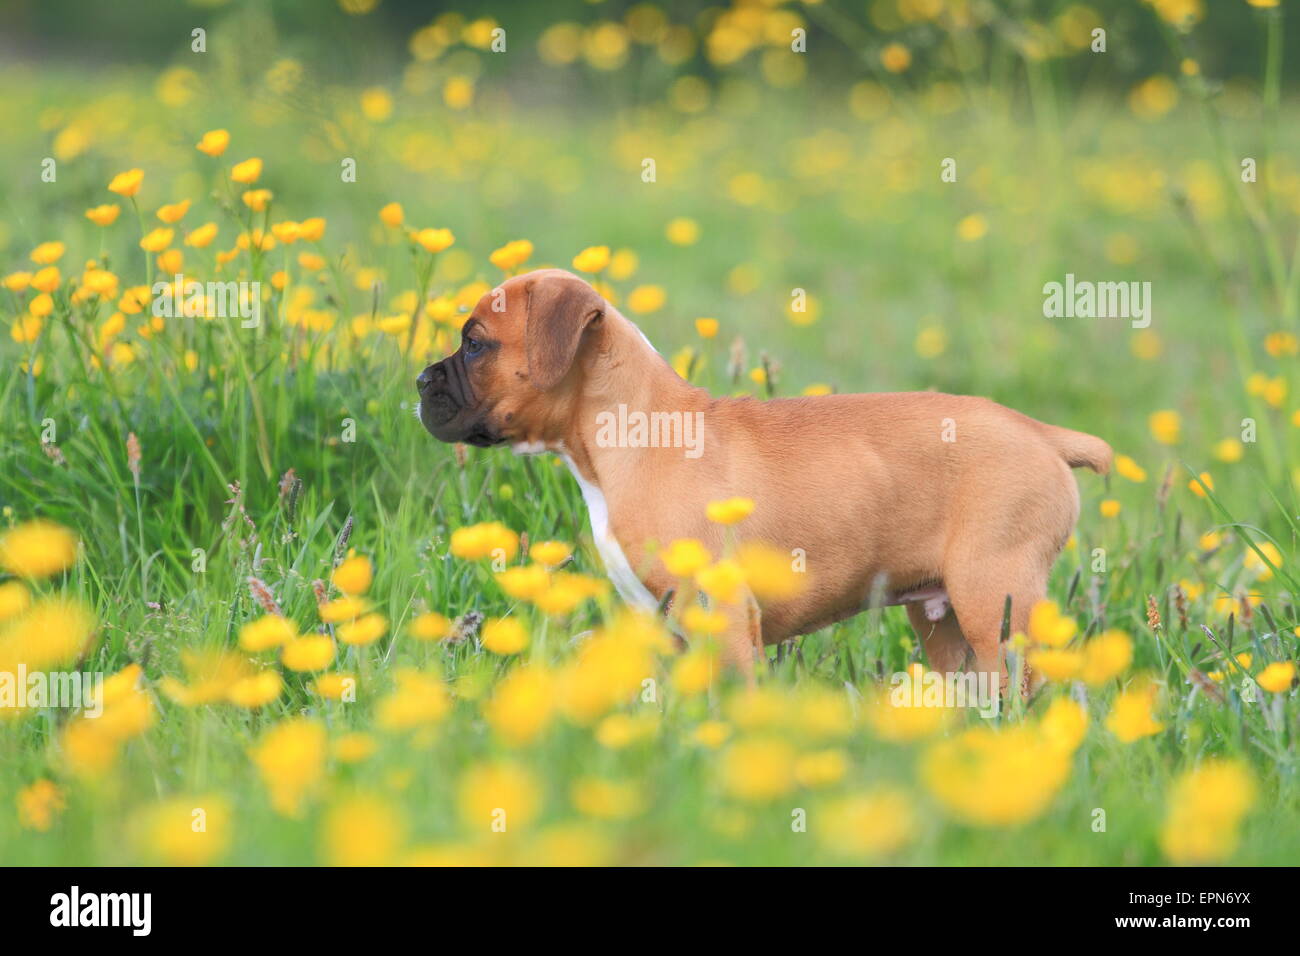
{"left": 416, "top": 268, "right": 605, "bottom": 447}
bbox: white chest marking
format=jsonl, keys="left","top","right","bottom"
{"left": 560, "top": 454, "right": 658, "bottom": 611}
{"left": 511, "top": 440, "right": 548, "bottom": 456}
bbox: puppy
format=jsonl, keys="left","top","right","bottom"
{"left": 418, "top": 268, "right": 1110, "bottom": 685}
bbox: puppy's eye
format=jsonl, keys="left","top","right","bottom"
{"left": 464, "top": 336, "right": 484, "bottom": 357}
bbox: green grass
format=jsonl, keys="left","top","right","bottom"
{"left": 1, "top": 10, "right": 1299, "bottom": 865}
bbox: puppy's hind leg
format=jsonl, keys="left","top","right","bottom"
{"left": 905, "top": 603, "right": 971, "bottom": 675}
{"left": 944, "top": 549, "right": 1046, "bottom": 697}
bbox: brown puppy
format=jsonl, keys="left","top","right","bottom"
{"left": 418, "top": 268, "right": 1111, "bottom": 685}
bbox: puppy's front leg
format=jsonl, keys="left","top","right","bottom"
{"left": 714, "top": 585, "right": 764, "bottom": 683}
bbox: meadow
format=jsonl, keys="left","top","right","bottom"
{"left": 0, "top": 0, "right": 1297, "bottom": 865}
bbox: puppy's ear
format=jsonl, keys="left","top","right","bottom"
{"left": 525, "top": 274, "right": 605, "bottom": 391}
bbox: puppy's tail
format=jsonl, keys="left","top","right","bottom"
{"left": 1040, "top": 424, "right": 1113, "bottom": 474}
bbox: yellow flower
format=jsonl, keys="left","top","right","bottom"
{"left": 195, "top": 129, "right": 230, "bottom": 156}
{"left": 1105, "top": 684, "right": 1164, "bottom": 743}
{"left": 1080, "top": 630, "right": 1133, "bottom": 686}
{"left": 227, "top": 669, "right": 283, "bottom": 708}
{"left": 85, "top": 203, "right": 121, "bottom": 226}
{"left": 1039, "top": 697, "right": 1089, "bottom": 752}
{"left": 10, "top": 314, "right": 43, "bottom": 344}
{"left": 319, "top": 595, "right": 368, "bottom": 623}
{"left": 529, "top": 540, "right": 572, "bottom": 568}
{"left": 139, "top": 228, "right": 174, "bottom": 253}
{"left": 17, "top": 779, "right": 65, "bottom": 832}
{"left": 1149, "top": 409, "right": 1181, "bottom": 445}
{"left": 132, "top": 794, "right": 231, "bottom": 865}
{"left": 30, "top": 241, "right": 65, "bottom": 265}
{"left": 691, "top": 720, "right": 732, "bottom": 749}
{"left": 1160, "top": 759, "right": 1256, "bottom": 864}
{"left": 332, "top": 554, "right": 373, "bottom": 595}
{"left": 0, "top": 580, "right": 31, "bottom": 620}
{"left": 280, "top": 634, "right": 336, "bottom": 671}
{"left": 156, "top": 199, "right": 191, "bottom": 224}
{"left": 719, "top": 737, "right": 796, "bottom": 801}
{"left": 360, "top": 86, "right": 394, "bottom": 121}
{"left": 238, "top": 614, "right": 296, "bottom": 652}
{"left": 409, "top": 611, "right": 452, "bottom": 641}
{"left": 736, "top": 541, "right": 807, "bottom": 601}
{"left": 31, "top": 267, "right": 60, "bottom": 293}
{"left": 705, "top": 496, "right": 755, "bottom": 525}
{"left": 185, "top": 222, "right": 218, "bottom": 248}
{"left": 695, "top": 317, "right": 719, "bottom": 339}
{"left": 449, "top": 521, "right": 519, "bottom": 561}
{"left": 375, "top": 668, "right": 450, "bottom": 731}
{"left": 1213, "top": 438, "right": 1244, "bottom": 463}
{"left": 572, "top": 778, "right": 644, "bottom": 820}
{"left": 414, "top": 227, "right": 455, "bottom": 253}
{"left": 1114, "top": 454, "right": 1147, "bottom": 482}
{"left": 338, "top": 613, "right": 388, "bottom": 646}
{"left": 1256, "top": 661, "right": 1294, "bottom": 693}
{"left": 241, "top": 189, "right": 273, "bottom": 212}
{"left": 626, "top": 285, "right": 665, "bottom": 314}
{"left": 695, "top": 559, "right": 746, "bottom": 605}
{"left": 659, "top": 539, "right": 712, "bottom": 578}
{"left": 489, "top": 239, "right": 533, "bottom": 272}
{"left": 794, "top": 749, "right": 848, "bottom": 788}
{"left": 458, "top": 761, "right": 540, "bottom": 831}
{"left": 332, "top": 731, "right": 375, "bottom": 763}
{"left": 0, "top": 520, "right": 78, "bottom": 578}
{"left": 379, "top": 202, "right": 404, "bottom": 227}
{"left": 1027, "top": 647, "right": 1083, "bottom": 682}
{"left": 298, "top": 217, "right": 326, "bottom": 241}
{"left": 816, "top": 789, "right": 915, "bottom": 857}
{"left": 482, "top": 617, "right": 528, "bottom": 655}
{"left": 672, "top": 648, "right": 719, "bottom": 692}
{"left": 230, "top": 157, "right": 263, "bottom": 184}
{"left": 1243, "top": 541, "right": 1282, "bottom": 580}
{"left": 665, "top": 217, "right": 700, "bottom": 246}
{"left": 1099, "top": 498, "right": 1121, "bottom": 518}
{"left": 956, "top": 213, "right": 988, "bottom": 241}
{"left": 3, "top": 271, "right": 32, "bottom": 292}
{"left": 571, "top": 245, "right": 611, "bottom": 273}
{"left": 680, "top": 604, "right": 727, "bottom": 637}
{"left": 1027, "top": 600, "right": 1076, "bottom": 648}
{"left": 485, "top": 666, "right": 556, "bottom": 745}
{"left": 322, "top": 794, "right": 404, "bottom": 866}
{"left": 1188, "top": 472, "right": 1213, "bottom": 498}
{"left": 880, "top": 42, "right": 912, "bottom": 73}
{"left": 249, "top": 718, "right": 327, "bottom": 817}
{"left": 922, "top": 725, "right": 1071, "bottom": 826}
{"left": 107, "top": 168, "right": 144, "bottom": 197}
{"left": 915, "top": 327, "right": 947, "bottom": 358}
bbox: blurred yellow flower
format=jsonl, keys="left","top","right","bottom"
{"left": 414, "top": 227, "right": 455, "bottom": 253}
{"left": 719, "top": 737, "right": 796, "bottom": 801}
{"left": 665, "top": 217, "right": 700, "bottom": 246}
{"left": 230, "top": 157, "right": 263, "bottom": 184}
{"left": 880, "top": 42, "right": 912, "bottom": 73}
{"left": 0, "top": 520, "right": 78, "bottom": 578}
{"left": 379, "top": 202, "right": 404, "bottom": 228}
{"left": 1160, "top": 759, "right": 1255, "bottom": 864}
{"left": 332, "top": 554, "right": 373, "bottom": 595}
{"left": 250, "top": 718, "right": 327, "bottom": 817}
{"left": 1114, "top": 454, "right": 1147, "bottom": 482}
{"left": 195, "top": 129, "right": 230, "bottom": 156}
{"left": 921, "top": 725, "right": 1071, "bottom": 826}
{"left": 458, "top": 761, "right": 540, "bottom": 831}
{"left": 107, "top": 168, "right": 143, "bottom": 197}
{"left": 322, "top": 794, "right": 405, "bottom": 867}
{"left": 572, "top": 245, "right": 611, "bottom": 273}
{"left": 338, "top": 613, "right": 387, "bottom": 646}
{"left": 132, "top": 794, "right": 231, "bottom": 866}
{"left": 1256, "top": 661, "right": 1294, "bottom": 693}
{"left": 280, "top": 634, "right": 336, "bottom": 671}
{"left": 238, "top": 614, "right": 296, "bottom": 652}
{"left": 1148, "top": 409, "right": 1181, "bottom": 444}
{"left": 1106, "top": 684, "right": 1164, "bottom": 742}
{"left": 627, "top": 285, "right": 665, "bottom": 314}
{"left": 482, "top": 617, "right": 528, "bottom": 655}
{"left": 816, "top": 789, "right": 915, "bottom": 856}
{"left": 706, "top": 496, "right": 755, "bottom": 525}
{"left": 486, "top": 666, "right": 556, "bottom": 745}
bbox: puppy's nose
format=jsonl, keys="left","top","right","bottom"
{"left": 416, "top": 363, "right": 442, "bottom": 394}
